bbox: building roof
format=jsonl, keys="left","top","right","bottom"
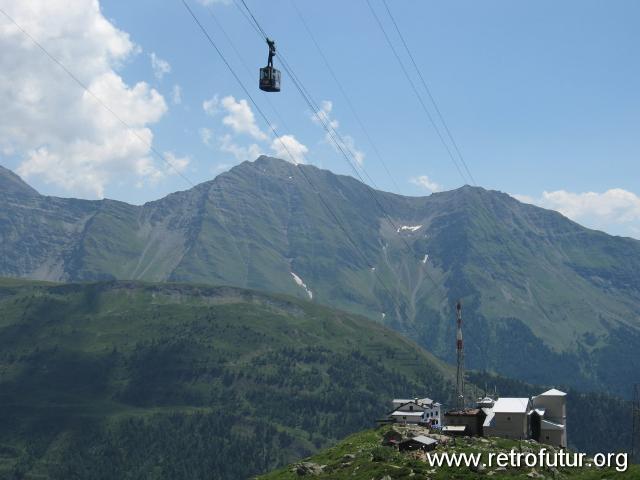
{"left": 492, "top": 397, "right": 530, "bottom": 413}
{"left": 389, "top": 411, "right": 423, "bottom": 417}
{"left": 538, "top": 388, "right": 567, "bottom": 397}
{"left": 528, "top": 408, "right": 546, "bottom": 417}
{"left": 406, "top": 435, "right": 438, "bottom": 446}
{"left": 442, "top": 426, "right": 467, "bottom": 432}
{"left": 387, "top": 401, "right": 425, "bottom": 415}
{"left": 445, "top": 408, "right": 482, "bottom": 416}
{"left": 391, "top": 397, "right": 440, "bottom": 407}
{"left": 541, "top": 420, "right": 565, "bottom": 431}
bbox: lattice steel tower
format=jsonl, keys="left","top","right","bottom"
{"left": 455, "top": 301, "right": 465, "bottom": 410}
{"left": 633, "top": 383, "right": 640, "bottom": 463}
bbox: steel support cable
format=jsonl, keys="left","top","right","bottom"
{"left": 237, "top": 1, "right": 481, "bottom": 357}
{"left": 234, "top": 0, "right": 451, "bottom": 309}
{"left": 234, "top": 0, "right": 378, "bottom": 192}
{"left": 204, "top": 5, "right": 291, "bottom": 136}
{"left": 365, "top": 0, "right": 470, "bottom": 185}
{"left": 277, "top": 52, "right": 423, "bottom": 261}
{"left": 233, "top": 0, "right": 421, "bottom": 262}
{"left": 234, "top": 1, "right": 452, "bottom": 308}
{"left": 181, "top": 0, "right": 405, "bottom": 312}
{"left": 233, "top": 0, "right": 265, "bottom": 42}
{"left": 239, "top": 0, "right": 269, "bottom": 39}
{"left": 267, "top": 2, "right": 462, "bottom": 311}
{"left": 381, "top": 0, "right": 477, "bottom": 186}
{"left": 235, "top": 0, "right": 377, "bottom": 187}
{"left": 272, "top": 52, "right": 414, "bottom": 308}
{"left": 290, "top": 0, "right": 402, "bottom": 195}
{"left": 0, "top": 7, "right": 196, "bottom": 188}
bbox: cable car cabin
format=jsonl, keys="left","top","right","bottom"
{"left": 259, "top": 66, "right": 280, "bottom": 92}
{"left": 260, "top": 38, "right": 280, "bottom": 92}
{"left": 259, "top": 67, "right": 280, "bottom": 92}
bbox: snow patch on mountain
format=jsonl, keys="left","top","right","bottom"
{"left": 397, "top": 225, "right": 422, "bottom": 233}
{"left": 291, "top": 272, "right": 313, "bottom": 299}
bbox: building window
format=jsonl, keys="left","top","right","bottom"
{"left": 409, "top": 406, "right": 413, "bottom": 411}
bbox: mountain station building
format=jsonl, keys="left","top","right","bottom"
{"left": 387, "top": 397, "right": 442, "bottom": 427}
{"left": 443, "top": 388, "right": 567, "bottom": 448}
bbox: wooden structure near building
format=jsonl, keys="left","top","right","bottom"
{"left": 398, "top": 435, "right": 438, "bottom": 452}
{"left": 443, "top": 408, "right": 486, "bottom": 436}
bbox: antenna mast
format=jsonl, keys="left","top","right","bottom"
{"left": 633, "top": 383, "right": 640, "bottom": 463}
{"left": 455, "top": 300, "right": 465, "bottom": 410}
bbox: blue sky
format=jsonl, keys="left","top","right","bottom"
{"left": 1, "top": 0, "right": 639, "bottom": 237}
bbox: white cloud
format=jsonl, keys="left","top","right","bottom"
{"left": 163, "top": 151, "right": 190, "bottom": 174}
{"left": 220, "top": 95, "right": 267, "bottom": 140}
{"left": 199, "top": 127, "right": 213, "bottom": 147}
{"left": 513, "top": 189, "right": 640, "bottom": 239}
{"left": 172, "top": 84, "right": 182, "bottom": 105}
{"left": 132, "top": 151, "right": 188, "bottom": 187}
{"left": 202, "top": 94, "right": 220, "bottom": 116}
{"left": 219, "top": 134, "right": 263, "bottom": 162}
{"left": 271, "top": 134, "right": 308, "bottom": 164}
{"left": 204, "top": 93, "right": 309, "bottom": 165}
{"left": 150, "top": 52, "right": 171, "bottom": 80}
{"left": 511, "top": 193, "right": 535, "bottom": 204}
{"left": 0, "top": 0, "right": 171, "bottom": 198}
{"left": 410, "top": 175, "right": 442, "bottom": 193}
{"left": 311, "top": 100, "right": 365, "bottom": 166}
{"left": 314, "top": 100, "right": 339, "bottom": 130}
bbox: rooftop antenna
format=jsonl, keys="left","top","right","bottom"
{"left": 455, "top": 300, "right": 465, "bottom": 410}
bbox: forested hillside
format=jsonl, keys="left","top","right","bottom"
{"left": 0, "top": 279, "right": 452, "bottom": 479}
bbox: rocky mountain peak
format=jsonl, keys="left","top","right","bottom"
{"left": 0, "top": 165, "right": 39, "bottom": 198}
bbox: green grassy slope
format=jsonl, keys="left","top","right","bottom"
{"left": 257, "top": 425, "right": 639, "bottom": 480}
{"left": 0, "top": 279, "right": 454, "bottom": 480}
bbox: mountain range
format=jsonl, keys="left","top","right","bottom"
{"left": 1, "top": 156, "right": 639, "bottom": 395}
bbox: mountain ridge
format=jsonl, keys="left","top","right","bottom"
{"left": 1, "top": 156, "right": 639, "bottom": 395}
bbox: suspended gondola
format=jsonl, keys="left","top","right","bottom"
{"left": 259, "top": 37, "right": 280, "bottom": 92}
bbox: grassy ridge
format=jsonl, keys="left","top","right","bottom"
{"left": 257, "top": 425, "right": 640, "bottom": 480}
